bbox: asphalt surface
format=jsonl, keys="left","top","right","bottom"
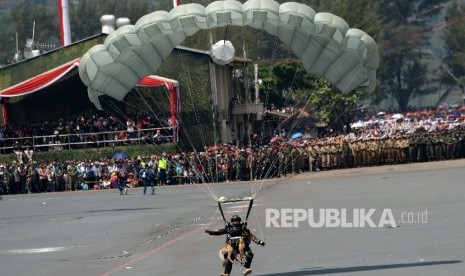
{"left": 1, "top": 160, "right": 465, "bottom": 276}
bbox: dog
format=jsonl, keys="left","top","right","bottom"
{"left": 219, "top": 237, "right": 246, "bottom": 266}
{"left": 219, "top": 242, "right": 236, "bottom": 266}
{"left": 237, "top": 236, "right": 246, "bottom": 264}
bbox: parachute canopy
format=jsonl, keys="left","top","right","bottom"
{"left": 211, "top": 40, "right": 235, "bottom": 65}
{"left": 79, "top": 0, "right": 379, "bottom": 108}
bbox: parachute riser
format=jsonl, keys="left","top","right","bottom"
{"left": 217, "top": 198, "right": 254, "bottom": 226}
{"left": 245, "top": 199, "right": 254, "bottom": 224}
{"left": 218, "top": 201, "right": 227, "bottom": 226}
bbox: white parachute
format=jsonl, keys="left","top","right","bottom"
{"left": 78, "top": 0, "right": 379, "bottom": 109}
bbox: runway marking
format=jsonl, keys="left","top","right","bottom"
{"left": 100, "top": 218, "right": 220, "bottom": 276}
{"left": 5, "top": 246, "right": 71, "bottom": 254}
{"left": 100, "top": 201, "right": 255, "bottom": 275}
{"left": 100, "top": 179, "right": 281, "bottom": 275}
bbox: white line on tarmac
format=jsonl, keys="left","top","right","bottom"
{"left": 4, "top": 246, "right": 72, "bottom": 254}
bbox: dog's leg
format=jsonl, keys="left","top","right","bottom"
{"left": 238, "top": 239, "right": 246, "bottom": 264}
{"left": 219, "top": 243, "right": 228, "bottom": 266}
{"left": 227, "top": 245, "right": 236, "bottom": 264}
{"left": 219, "top": 249, "right": 227, "bottom": 266}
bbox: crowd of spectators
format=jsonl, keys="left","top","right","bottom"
{"left": 0, "top": 113, "right": 173, "bottom": 153}
{"left": 1, "top": 104, "right": 465, "bottom": 198}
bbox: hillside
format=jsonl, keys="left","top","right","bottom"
{"left": 0, "top": 0, "right": 56, "bottom": 10}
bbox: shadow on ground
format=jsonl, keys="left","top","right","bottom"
{"left": 258, "top": 260, "right": 462, "bottom": 275}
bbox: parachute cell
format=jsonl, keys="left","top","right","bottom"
{"left": 79, "top": 0, "right": 379, "bottom": 108}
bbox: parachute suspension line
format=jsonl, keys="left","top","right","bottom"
{"left": 242, "top": 26, "right": 256, "bottom": 182}
{"left": 209, "top": 30, "right": 213, "bottom": 48}
{"left": 209, "top": 31, "right": 234, "bottom": 185}
{"left": 282, "top": 66, "right": 302, "bottom": 113}
{"left": 250, "top": 36, "right": 281, "bottom": 196}
{"left": 206, "top": 208, "right": 221, "bottom": 229}
{"left": 128, "top": 86, "right": 177, "bottom": 146}
{"left": 251, "top": 37, "right": 279, "bottom": 196}
{"left": 137, "top": 86, "right": 194, "bottom": 150}
{"left": 133, "top": 86, "right": 162, "bottom": 118}
{"left": 223, "top": 25, "right": 229, "bottom": 42}
{"left": 99, "top": 96, "right": 131, "bottom": 126}
{"left": 252, "top": 87, "right": 345, "bottom": 198}
{"left": 242, "top": 25, "right": 247, "bottom": 61}
{"left": 253, "top": 207, "right": 265, "bottom": 241}
{"left": 174, "top": 51, "right": 221, "bottom": 199}
{"left": 178, "top": 52, "right": 213, "bottom": 184}
{"left": 210, "top": 57, "right": 221, "bottom": 186}
{"left": 99, "top": 95, "right": 125, "bottom": 120}
{"left": 138, "top": 61, "right": 217, "bottom": 200}
{"left": 127, "top": 87, "right": 187, "bottom": 152}
{"left": 212, "top": 25, "right": 230, "bottom": 186}
{"left": 270, "top": 37, "right": 279, "bottom": 64}
{"left": 251, "top": 93, "right": 318, "bottom": 196}
{"left": 179, "top": 52, "right": 208, "bottom": 149}
{"left": 304, "top": 93, "right": 340, "bottom": 135}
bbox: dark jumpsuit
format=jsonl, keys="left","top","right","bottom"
{"left": 207, "top": 222, "right": 258, "bottom": 274}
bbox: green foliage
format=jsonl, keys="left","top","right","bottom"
{"left": 0, "top": 143, "right": 177, "bottom": 164}
{"left": 294, "top": 74, "right": 362, "bottom": 131}
{"left": 271, "top": 60, "right": 307, "bottom": 93}
{"left": 442, "top": 1, "right": 465, "bottom": 90}
{"left": 261, "top": 60, "right": 361, "bottom": 132}
{"left": 9, "top": 1, "right": 59, "bottom": 56}
{"left": 375, "top": 0, "right": 449, "bottom": 111}
{"left": 319, "top": 0, "right": 381, "bottom": 40}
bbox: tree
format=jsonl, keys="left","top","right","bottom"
{"left": 0, "top": 15, "right": 15, "bottom": 65}
{"left": 318, "top": 0, "right": 381, "bottom": 39}
{"left": 296, "top": 74, "right": 362, "bottom": 132}
{"left": 376, "top": 0, "right": 449, "bottom": 111}
{"left": 8, "top": 1, "right": 58, "bottom": 59}
{"left": 442, "top": 0, "right": 465, "bottom": 101}
{"left": 263, "top": 61, "right": 361, "bottom": 132}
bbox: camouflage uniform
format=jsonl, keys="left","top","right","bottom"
{"left": 235, "top": 153, "right": 246, "bottom": 181}
{"left": 408, "top": 134, "right": 418, "bottom": 163}
{"left": 433, "top": 134, "right": 444, "bottom": 160}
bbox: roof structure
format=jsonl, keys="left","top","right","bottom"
{"left": 0, "top": 58, "right": 178, "bottom": 98}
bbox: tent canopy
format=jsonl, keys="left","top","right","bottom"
{"left": 0, "top": 58, "right": 178, "bottom": 98}
{"left": 0, "top": 58, "right": 179, "bottom": 139}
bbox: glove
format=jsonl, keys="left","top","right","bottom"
{"left": 257, "top": 239, "right": 266, "bottom": 246}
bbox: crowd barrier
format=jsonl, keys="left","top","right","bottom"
{"left": 0, "top": 127, "right": 174, "bottom": 154}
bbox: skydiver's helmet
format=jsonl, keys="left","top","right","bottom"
{"left": 231, "top": 215, "right": 242, "bottom": 226}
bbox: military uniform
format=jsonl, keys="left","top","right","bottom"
{"left": 206, "top": 215, "right": 265, "bottom": 276}
{"left": 408, "top": 134, "right": 418, "bottom": 162}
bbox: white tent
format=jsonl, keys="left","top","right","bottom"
{"left": 392, "top": 113, "right": 405, "bottom": 120}
{"left": 351, "top": 121, "right": 365, "bottom": 129}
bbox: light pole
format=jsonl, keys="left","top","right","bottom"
{"left": 253, "top": 63, "right": 263, "bottom": 104}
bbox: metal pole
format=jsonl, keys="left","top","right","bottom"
{"left": 254, "top": 63, "right": 259, "bottom": 104}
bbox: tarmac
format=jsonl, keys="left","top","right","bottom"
{"left": 1, "top": 159, "right": 465, "bottom": 276}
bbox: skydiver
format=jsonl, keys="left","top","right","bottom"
{"left": 205, "top": 215, "right": 265, "bottom": 276}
